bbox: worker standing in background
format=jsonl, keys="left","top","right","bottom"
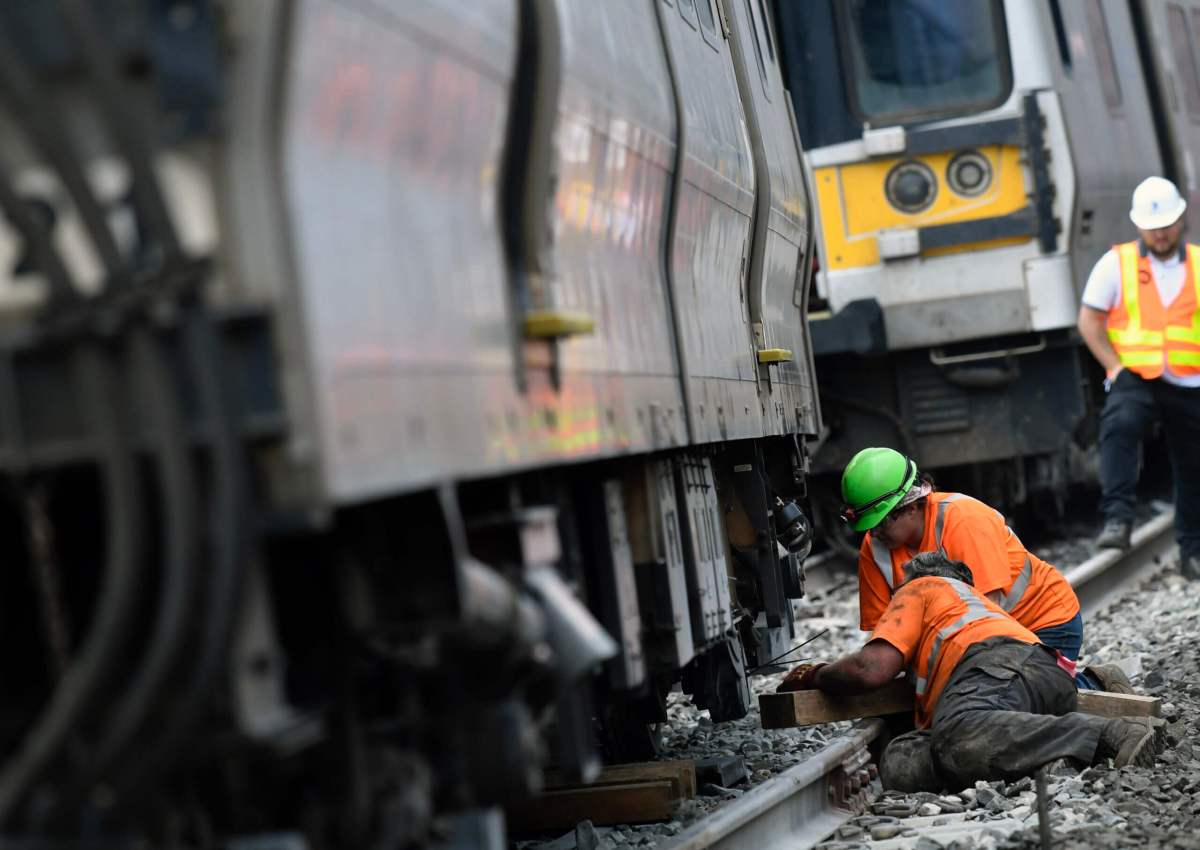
{"left": 778, "top": 552, "right": 1164, "bottom": 792}
{"left": 1077, "top": 176, "right": 1200, "bottom": 580}
{"left": 839, "top": 447, "right": 1129, "bottom": 692}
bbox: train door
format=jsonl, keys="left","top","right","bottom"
{"left": 721, "top": 0, "right": 821, "bottom": 440}
{"left": 654, "top": 0, "right": 763, "bottom": 444}
{"left": 1128, "top": 0, "right": 1200, "bottom": 233}
{"left": 1038, "top": 0, "right": 1166, "bottom": 289}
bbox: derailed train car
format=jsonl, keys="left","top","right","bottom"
{"left": 774, "top": 0, "right": 1200, "bottom": 533}
{"left": 0, "top": 0, "right": 820, "bottom": 845}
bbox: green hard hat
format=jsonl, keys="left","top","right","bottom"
{"left": 840, "top": 447, "right": 918, "bottom": 532}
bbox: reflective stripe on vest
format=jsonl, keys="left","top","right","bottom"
{"left": 995, "top": 557, "right": 1033, "bottom": 612}
{"left": 872, "top": 535, "right": 894, "bottom": 589}
{"left": 911, "top": 577, "right": 1009, "bottom": 696}
{"left": 934, "top": 493, "right": 965, "bottom": 551}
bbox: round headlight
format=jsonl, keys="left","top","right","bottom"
{"left": 947, "top": 150, "right": 992, "bottom": 197}
{"left": 885, "top": 160, "right": 937, "bottom": 213}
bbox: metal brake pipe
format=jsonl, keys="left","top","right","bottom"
{"left": 818, "top": 390, "right": 919, "bottom": 458}
{"left": 0, "top": 344, "right": 145, "bottom": 828}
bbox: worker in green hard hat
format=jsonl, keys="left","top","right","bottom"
{"left": 838, "top": 447, "right": 1128, "bottom": 693}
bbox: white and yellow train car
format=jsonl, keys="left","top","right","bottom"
{"left": 774, "top": 0, "right": 1200, "bottom": 520}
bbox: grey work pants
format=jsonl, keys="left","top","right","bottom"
{"left": 880, "top": 638, "right": 1108, "bottom": 792}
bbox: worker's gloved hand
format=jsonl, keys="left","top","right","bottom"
{"left": 776, "top": 662, "right": 827, "bottom": 693}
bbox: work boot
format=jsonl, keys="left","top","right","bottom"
{"left": 1083, "top": 663, "right": 1135, "bottom": 694}
{"left": 1181, "top": 555, "right": 1200, "bottom": 581}
{"left": 1097, "top": 717, "right": 1165, "bottom": 768}
{"left": 1096, "top": 519, "right": 1132, "bottom": 550}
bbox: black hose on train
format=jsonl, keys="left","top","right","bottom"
{"left": 110, "top": 301, "right": 250, "bottom": 807}
{"left": 39, "top": 325, "right": 201, "bottom": 826}
{"left": 48, "top": 0, "right": 252, "bottom": 808}
{"left": 0, "top": 42, "right": 154, "bottom": 823}
{"left": 0, "top": 341, "right": 145, "bottom": 829}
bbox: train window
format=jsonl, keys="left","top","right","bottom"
{"left": 835, "top": 0, "right": 1012, "bottom": 124}
{"left": 744, "top": 0, "right": 772, "bottom": 96}
{"left": 1169, "top": 5, "right": 1200, "bottom": 120}
{"left": 1084, "top": 0, "right": 1121, "bottom": 110}
{"left": 757, "top": 0, "right": 777, "bottom": 63}
{"left": 697, "top": 0, "right": 722, "bottom": 50}
{"left": 678, "top": 0, "right": 699, "bottom": 30}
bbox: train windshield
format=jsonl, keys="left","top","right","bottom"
{"left": 837, "top": 0, "right": 1010, "bottom": 123}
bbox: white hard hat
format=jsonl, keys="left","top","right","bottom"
{"left": 1129, "top": 176, "right": 1187, "bottom": 230}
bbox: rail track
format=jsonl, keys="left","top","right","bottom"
{"left": 659, "top": 509, "right": 1179, "bottom": 850}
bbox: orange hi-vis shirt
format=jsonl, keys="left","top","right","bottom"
{"left": 858, "top": 493, "right": 1080, "bottom": 634}
{"left": 870, "top": 575, "right": 1040, "bottom": 728}
{"left": 1106, "top": 240, "right": 1200, "bottom": 379}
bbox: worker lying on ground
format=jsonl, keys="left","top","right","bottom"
{"left": 840, "top": 446, "right": 1130, "bottom": 692}
{"left": 779, "top": 551, "right": 1165, "bottom": 792}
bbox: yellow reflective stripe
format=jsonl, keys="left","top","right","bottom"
{"left": 1167, "top": 350, "right": 1200, "bottom": 366}
{"left": 1166, "top": 326, "right": 1200, "bottom": 341}
{"left": 1118, "top": 351, "right": 1163, "bottom": 366}
{"left": 1108, "top": 328, "right": 1164, "bottom": 345}
{"left": 1119, "top": 242, "right": 1143, "bottom": 332}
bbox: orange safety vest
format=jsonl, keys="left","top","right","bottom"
{"left": 857, "top": 493, "right": 1079, "bottom": 634}
{"left": 869, "top": 575, "right": 1039, "bottom": 728}
{"left": 1106, "top": 240, "right": 1200, "bottom": 378}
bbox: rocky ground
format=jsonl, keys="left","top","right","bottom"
{"left": 524, "top": 502, "right": 1193, "bottom": 850}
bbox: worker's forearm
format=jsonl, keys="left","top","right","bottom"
{"left": 1077, "top": 309, "right": 1122, "bottom": 372}
{"left": 814, "top": 655, "right": 886, "bottom": 695}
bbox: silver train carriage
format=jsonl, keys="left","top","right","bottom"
{"left": 0, "top": 0, "right": 819, "bottom": 845}
{"left": 773, "top": 0, "right": 1200, "bottom": 536}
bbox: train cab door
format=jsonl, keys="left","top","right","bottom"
{"left": 720, "top": 0, "right": 820, "bottom": 440}
{"left": 1129, "top": 0, "right": 1200, "bottom": 233}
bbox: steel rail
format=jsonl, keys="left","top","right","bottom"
{"left": 660, "top": 510, "right": 1179, "bottom": 850}
{"left": 663, "top": 718, "right": 882, "bottom": 850}
{"left": 1065, "top": 508, "right": 1176, "bottom": 617}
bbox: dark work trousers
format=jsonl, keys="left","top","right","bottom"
{"left": 1099, "top": 369, "right": 1200, "bottom": 559}
{"left": 879, "top": 638, "right": 1107, "bottom": 792}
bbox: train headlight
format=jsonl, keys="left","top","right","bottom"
{"left": 947, "top": 150, "right": 992, "bottom": 197}
{"left": 885, "top": 160, "right": 937, "bottom": 213}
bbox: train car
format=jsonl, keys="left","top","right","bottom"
{"left": 0, "top": 0, "right": 819, "bottom": 846}
{"left": 772, "top": 0, "right": 1200, "bottom": 538}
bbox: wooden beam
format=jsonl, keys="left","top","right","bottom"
{"left": 505, "top": 780, "right": 680, "bottom": 832}
{"left": 541, "top": 761, "right": 697, "bottom": 799}
{"left": 759, "top": 679, "right": 914, "bottom": 729}
{"left": 1075, "top": 690, "right": 1161, "bottom": 718}
{"left": 759, "top": 684, "right": 1161, "bottom": 728}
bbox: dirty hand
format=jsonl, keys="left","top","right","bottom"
{"left": 776, "top": 662, "right": 827, "bottom": 693}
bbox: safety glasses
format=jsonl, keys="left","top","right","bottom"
{"left": 839, "top": 458, "right": 915, "bottom": 526}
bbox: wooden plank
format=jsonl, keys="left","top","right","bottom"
{"left": 1075, "top": 690, "right": 1161, "bottom": 718}
{"left": 759, "top": 679, "right": 915, "bottom": 729}
{"left": 760, "top": 684, "right": 1161, "bottom": 728}
{"left": 541, "top": 761, "right": 697, "bottom": 798}
{"left": 505, "top": 780, "right": 680, "bottom": 832}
